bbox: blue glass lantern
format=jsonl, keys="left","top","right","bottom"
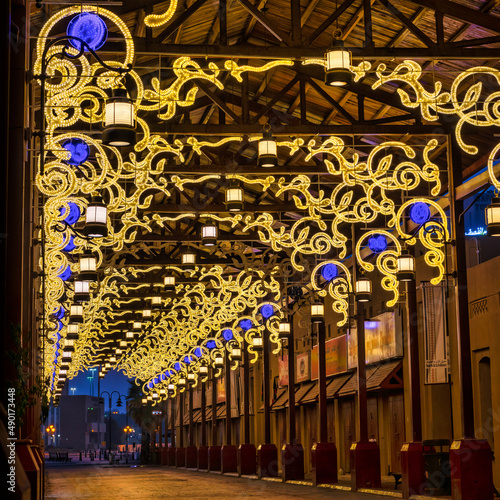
{"left": 67, "top": 13, "right": 108, "bottom": 51}
{"left": 59, "top": 202, "right": 81, "bottom": 225}
{"left": 206, "top": 340, "right": 216, "bottom": 350}
{"left": 367, "top": 234, "right": 388, "bottom": 253}
{"left": 58, "top": 265, "right": 72, "bottom": 281}
{"left": 194, "top": 347, "right": 203, "bottom": 358}
{"left": 222, "top": 329, "right": 233, "bottom": 341}
{"left": 62, "top": 139, "right": 90, "bottom": 165}
{"left": 409, "top": 202, "right": 431, "bottom": 225}
{"left": 321, "top": 263, "right": 338, "bottom": 281}
{"left": 174, "top": 362, "right": 181, "bottom": 371}
{"left": 239, "top": 319, "right": 252, "bottom": 331}
{"left": 260, "top": 304, "right": 274, "bottom": 319}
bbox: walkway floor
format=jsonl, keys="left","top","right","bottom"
{"left": 45, "top": 464, "right": 394, "bottom": 500}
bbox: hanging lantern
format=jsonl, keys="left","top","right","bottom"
{"left": 311, "top": 301, "right": 325, "bottom": 322}
{"left": 119, "top": 340, "right": 127, "bottom": 347}
{"left": 84, "top": 196, "right": 107, "bottom": 238}
{"left": 151, "top": 296, "right": 162, "bottom": 309}
{"left": 168, "top": 384, "right": 175, "bottom": 395}
{"left": 115, "top": 348, "right": 122, "bottom": 355}
{"left": 225, "top": 181, "right": 244, "bottom": 212}
{"left": 160, "top": 388, "right": 166, "bottom": 395}
{"left": 74, "top": 279, "right": 90, "bottom": 302}
{"left": 104, "top": 362, "right": 111, "bottom": 369}
{"left": 178, "top": 378, "right": 186, "bottom": 387}
{"left": 181, "top": 249, "right": 196, "bottom": 271}
{"left": 252, "top": 336, "right": 263, "bottom": 351}
{"left": 126, "top": 331, "right": 134, "bottom": 339}
{"left": 142, "top": 309, "right": 152, "bottom": 319}
{"left": 231, "top": 347, "right": 242, "bottom": 361}
{"left": 164, "top": 275, "right": 175, "bottom": 288}
{"left": 62, "top": 350, "right": 72, "bottom": 362}
{"left": 355, "top": 278, "right": 372, "bottom": 302}
{"left": 325, "top": 39, "right": 352, "bottom": 86}
{"left": 397, "top": 254, "right": 416, "bottom": 281}
{"left": 147, "top": 395, "right": 153, "bottom": 401}
{"left": 199, "top": 366, "right": 208, "bottom": 376}
{"left": 278, "top": 321, "right": 291, "bottom": 340}
{"left": 102, "top": 88, "right": 136, "bottom": 147}
{"left": 202, "top": 222, "right": 218, "bottom": 246}
{"left": 99, "top": 371, "right": 105, "bottom": 378}
{"left": 187, "top": 373, "right": 196, "bottom": 384}
{"left": 214, "top": 355, "right": 224, "bottom": 368}
{"left": 79, "top": 249, "right": 97, "bottom": 281}
{"left": 152, "top": 392, "right": 159, "bottom": 400}
{"left": 109, "top": 356, "right": 116, "bottom": 363}
{"left": 141, "top": 398, "right": 147, "bottom": 405}
{"left": 133, "top": 320, "right": 142, "bottom": 331}
{"left": 67, "top": 323, "right": 79, "bottom": 338}
{"left": 486, "top": 197, "right": 500, "bottom": 236}
{"left": 70, "top": 303, "right": 83, "bottom": 323}
{"left": 258, "top": 128, "right": 278, "bottom": 167}
{"left": 64, "top": 338, "right": 75, "bottom": 352}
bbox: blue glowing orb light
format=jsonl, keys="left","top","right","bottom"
{"left": 59, "top": 202, "right": 81, "bottom": 225}
{"left": 174, "top": 362, "right": 182, "bottom": 371}
{"left": 62, "top": 234, "right": 76, "bottom": 253}
{"left": 184, "top": 355, "right": 192, "bottom": 364}
{"left": 58, "top": 265, "right": 72, "bottom": 281}
{"left": 260, "top": 304, "right": 274, "bottom": 319}
{"left": 62, "top": 138, "right": 90, "bottom": 165}
{"left": 194, "top": 347, "right": 203, "bottom": 358}
{"left": 321, "top": 263, "right": 338, "bottom": 281}
{"left": 239, "top": 319, "right": 252, "bottom": 331}
{"left": 147, "top": 381, "right": 154, "bottom": 389}
{"left": 165, "top": 370, "right": 174, "bottom": 377}
{"left": 222, "top": 329, "right": 234, "bottom": 341}
{"left": 367, "top": 233, "right": 388, "bottom": 253}
{"left": 409, "top": 201, "right": 431, "bottom": 225}
{"left": 206, "top": 340, "right": 216, "bottom": 350}
{"left": 67, "top": 13, "right": 108, "bottom": 52}
{"left": 54, "top": 307, "right": 65, "bottom": 320}
{"left": 160, "top": 373, "right": 166, "bottom": 381}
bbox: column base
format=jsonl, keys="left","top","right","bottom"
{"left": 401, "top": 442, "right": 425, "bottom": 498}
{"left": 350, "top": 441, "right": 381, "bottom": 490}
{"left": 167, "top": 447, "right": 176, "bottom": 466}
{"left": 161, "top": 447, "right": 168, "bottom": 466}
{"left": 221, "top": 445, "right": 238, "bottom": 473}
{"left": 311, "top": 442, "right": 337, "bottom": 486}
{"left": 281, "top": 443, "right": 304, "bottom": 482}
{"left": 175, "top": 447, "right": 185, "bottom": 467}
{"left": 450, "top": 439, "right": 493, "bottom": 500}
{"left": 198, "top": 446, "right": 209, "bottom": 470}
{"left": 208, "top": 445, "right": 221, "bottom": 471}
{"left": 185, "top": 446, "right": 197, "bottom": 468}
{"left": 257, "top": 443, "right": 278, "bottom": 478}
{"left": 237, "top": 443, "right": 256, "bottom": 476}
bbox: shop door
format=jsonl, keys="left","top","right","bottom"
{"left": 388, "top": 393, "right": 405, "bottom": 473}
{"left": 342, "top": 399, "right": 355, "bottom": 472}
{"left": 368, "top": 397, "right": 379, "bottom": 442}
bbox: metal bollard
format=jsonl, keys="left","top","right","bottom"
{"left": 79, "top": 451, "right": 82, "bottom": 461}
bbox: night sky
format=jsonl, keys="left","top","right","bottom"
{"left": 67, "top": 369, "right": 134, "bottom": 404}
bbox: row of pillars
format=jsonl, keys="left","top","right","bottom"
{"left": 158, "top": 275, "right": 494, "bottom": 499}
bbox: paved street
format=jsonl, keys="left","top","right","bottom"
{"left": 45, "top": 465, "right": 393, "bottom": 499}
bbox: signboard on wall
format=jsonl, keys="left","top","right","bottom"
{"left": 311, "top": 335, "right": 348, "bottom": 380}
{"left": 296, "top": 352, "right": 310, "bottom": 383}
{"left": 348, "top": 310, "right": 403, "bottom": 368}
{"left": 422, "top": 282, "right": 449, "bottom": 384}
{"left": 278, "top": 354, "right": 289, "bottom": 387}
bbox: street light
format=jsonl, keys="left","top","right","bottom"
{"left": 123, "top": 425, "right": 134, "bottom": 464}
{"left": 70, "top": 387, "right": 76, "bottom": 396}
{"left": 99, "top": 390, "right": 126, "bottom": 458}
{"left": 46, "top": 424, "right": 56, "bottom": 445}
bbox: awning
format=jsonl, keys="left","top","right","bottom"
{"left": 295, "top": 381, "right": 315, "bottom": 404}
{"left": 338, "top": 359, "right": 403, "bottom": 396}
{"left": 270, "top": 388, "right": 289, "bottom": 410}
{"left": 326, "top": 373, "right": 353, "bottom": 398}
{"left": 300, "top": 381, "right": 318, "bottom": 404}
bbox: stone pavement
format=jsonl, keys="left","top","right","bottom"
{"left": 45, "top": 465, "right": 394, "bottom": 500}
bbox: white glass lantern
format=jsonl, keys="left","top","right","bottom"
{"left": 187, "top": 373, "right": 196, "bottom": 384}
{"left": 102, "top": 89, "right": 136, "bottom": 147}
{"left": 486, "top": 197, "right": 500, "bottom": 236}
{"left": 355, "top": 278, "right": 372, "bottom": 302}
{"left": 258, "top": 130, "right": 278, "bottom": 167}
{"left": 199, "top": 366, "right": 208, "bottom": 376}
{"left": 182, "top": 249, "right": 196, "bottom": 271}
{"left": 62, "top": 350, "right": 72, "bottom": 359}
{"left": 105, "top": 362, "right": 111, "bottom": 369}
{"left": 67, "top": 323, "right": 79, "bottom": 337}
{"left": 99, "top": 371, "right": 105, "bottom": 378}
{"left": 252, "top": 336, "right": 263, "bottom": 351}
{"left": 397, "top": 254, "right": 416, "bottom": 281}
{"left": 79, "top": 250, "right": 97, "bottom": 281}
{"left": 152, "top": 392, "right": 159, "bottom": 400}
{"left": 178, "top": 378, "right": 186, "bottom": 387}
{"left": 74, "top": 279, "right": 90, "bottom": 302}
{"left": 142, "top": 309, "right": 152, "bottom": 319}
{"left": 70, "top": 303, "right": 83, "bottom": 323}
{"left": 160, "top": 388, "right": 166, "bottom": 395}
{"left": 325, "top": 40, "right": 352, "bottom": 86}
{"left": 279, "top": 321, "right": 291, "bottom": 339}
{"left": 119, "top": 340, "right": 127, "bottom": 347}
{"left": 142, "top": 398, "right": 147, "bottom": 405}
{"left": 164, "top": 275, "right": 175, "bottom": 288}
{"left": 133, "top": 320, "right": 142, "bottom": 331}
{"left": 64, "top": 338, "right": 75, "bottom": 352}
{"left": 168, "top": 383, "right": 175, "bottom": 393}
{"left": 202, "top": 222, "right": 218, "bottom": 246}
{"left": 109, "top": 356, "right": 116, "bottom": 363}
{"left": 214, "top": 355, "right": 224, "bottom": 367}
{"left": 151, "top": 296, "right": 162, "bottom": 309}
{"left": 58, "top": 369, "right": 67, "bottom": 376}
{"left": 115, "top": 348, "right": 122, "bottom": 355}
{"left": 126, "top": 331, "right": 134, "bottom": 339}
{"left": 147, "top": 395, "right": 153, "bottom": 401}
{"left": 231, "top": 347, "right": 242, "bottom": 361}
{"left": 225, "top": 183, "right": 244, "bottom": 212}
{"left": 311, "top": 301, "right": 325, "bottom": 322}
{"left": 84, "top": 196, "right": 107, "bottom": 238}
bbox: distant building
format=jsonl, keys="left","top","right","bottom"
{"left": 56, "top": 394, "right": 106, "bottom": 450}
